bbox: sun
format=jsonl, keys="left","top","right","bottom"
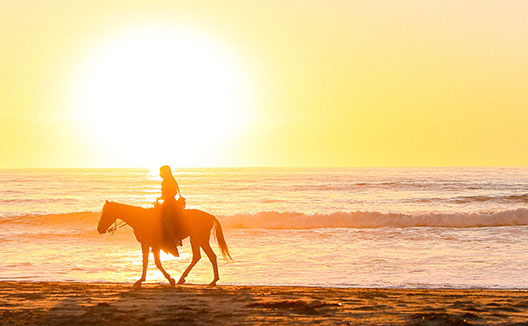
{"left": 70, "top": 24, "right": 252, "bottom": 167}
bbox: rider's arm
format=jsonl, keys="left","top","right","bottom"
{"left": 175, "top": 180, "right": 182, "bottom": 198}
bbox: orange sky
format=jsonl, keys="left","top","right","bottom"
{"left": 1, "top": 0, "right": 527, "bottom": 167}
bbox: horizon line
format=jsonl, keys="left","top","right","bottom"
{"left": 1, "top": 165, "right": 527, "bottom": 170}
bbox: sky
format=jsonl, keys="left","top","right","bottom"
{"left": 1, "top": 0, "right": 527, "bottom": 168}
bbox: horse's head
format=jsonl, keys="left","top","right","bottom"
{"left": 97, "top": 200, "right": 116, "bottom": 234}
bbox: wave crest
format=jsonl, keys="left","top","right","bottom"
{"left": 220, "top": 208, "right": 528, "bottom": 229}
{"left": 3, "top": 209, "right": 528, "bottom": 230}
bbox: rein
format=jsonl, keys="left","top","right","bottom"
{"left": 107, "top": 220, "right": 127, "bottom": 236}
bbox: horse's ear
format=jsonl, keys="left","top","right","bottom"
{"left": 105, "top": 200, "right": 109, "bottom": 204}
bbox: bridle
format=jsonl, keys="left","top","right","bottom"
{"left": 102, "top": 202, "right": 127, "bottom": 236}
{"left": 106, "top": 220, "right": 127, "bottom": 236}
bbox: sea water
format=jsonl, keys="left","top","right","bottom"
{"left": 0, "top": 168, "right": 527, "bottom": 288}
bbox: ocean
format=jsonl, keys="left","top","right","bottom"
{"left": 1, "top": 167, "right": 527, "bottom": 288}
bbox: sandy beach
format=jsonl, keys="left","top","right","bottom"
{"left": 1, "top": 282, "right": 527, "bottom": 325}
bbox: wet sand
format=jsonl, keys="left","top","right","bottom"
{"left": 1, "top": 282, "right": 527, "bottom": 325}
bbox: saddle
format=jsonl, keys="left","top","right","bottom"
{"left": 176, "top": 196, "right": 186, "bottom": 212}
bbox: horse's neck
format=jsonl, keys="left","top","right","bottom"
{"left": 112, "top": 203, "right": 147, "bottom": 228}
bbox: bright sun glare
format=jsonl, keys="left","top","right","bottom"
{"left": 71, "top": 25, "right": 252, "bottom": 167}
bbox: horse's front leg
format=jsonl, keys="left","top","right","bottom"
{"left": 153, "top": 249, "right": 176, "bottom": 286}
{"left": 134, "top": 243, "right": 149, "bottom": 287}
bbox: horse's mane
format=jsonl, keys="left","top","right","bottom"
{"left": 109, "top": 201, "right": 156, "bottom": 214}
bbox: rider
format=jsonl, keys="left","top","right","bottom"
{"left": 156, "top": 165, "right": 183, "bottom": 252}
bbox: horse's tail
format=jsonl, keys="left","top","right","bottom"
{"left": 212, "top": 216, "right": 232, "bottom": 260}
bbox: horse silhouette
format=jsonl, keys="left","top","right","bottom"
{"left": 97, "top": 200, "right": 231, "bottom": 286}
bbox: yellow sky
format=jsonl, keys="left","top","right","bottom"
{"left": 1, "top": 0, "right": 527, "bottom": 167}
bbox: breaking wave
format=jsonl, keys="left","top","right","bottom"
{"left": 411, "top": 193, "right": 528, "bottom": 204}
{"left": 220, "top": 208, "right": 528, "bottom": 229}
{"left": 3, "top": 208, "right": 528, "bottom": 230}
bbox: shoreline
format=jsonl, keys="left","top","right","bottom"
{"left": 1, "top": 281, "right": 527, "bottom": 325}
{"left": 2, "top": 279, "right": 528, "bottom": 291}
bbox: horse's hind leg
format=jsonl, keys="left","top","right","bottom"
{"left": 201, "top": 241, "right": 219, "bottom": 286}
{"left": 153, "top": 249, "right": 176, "bottom": 286}
{"left": 178, "top": 238, "right": 201, "bottom": 285}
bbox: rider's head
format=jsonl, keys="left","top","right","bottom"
{"left": 160, "top": 165, "right": 173, "bottom": 179}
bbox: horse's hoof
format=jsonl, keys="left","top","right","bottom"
{"left": 177, "top": 277, "right": 186, "bottom": 285}
{"left": 133, "top": 280, "right": 143, "bottom": 287}
{"left": 208, "top": 280, "right": 218, "bottom": 287}
{"left": 169, "top": 278, "right": 176, "bottom": 286}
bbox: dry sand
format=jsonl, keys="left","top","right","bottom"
{"left": 1, "top": 281, "right": 527, "bottom": 325}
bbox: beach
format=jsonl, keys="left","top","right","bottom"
{"left": 1, "top": 281, "right": 528, "bottom": 325}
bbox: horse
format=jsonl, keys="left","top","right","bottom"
{"left": 97, "top": 200, "right": 231, "bottom": 287}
